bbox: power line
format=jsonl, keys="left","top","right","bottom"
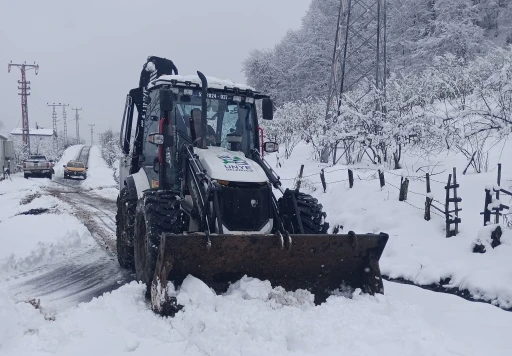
{"left": 47, "top": 103, "right": 67, "bottom": 153}
{"left": 62, "top": 104, "right": 70, "bottom": 144}
{"left": 73, "top": 107, "right": 82, "bottom": 144}
{"left": 8, "top": 61, "right": 39, "bottom": 154}
{"left": 88, "top": 124, "right": 95, "bottom": 145}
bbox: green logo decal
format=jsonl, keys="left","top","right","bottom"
{"left": 217, "top": 155, "right": 253, "bottom": 172}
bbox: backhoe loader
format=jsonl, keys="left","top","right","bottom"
{"left": 116, "top": 56, "right": 389, "bottom": 316}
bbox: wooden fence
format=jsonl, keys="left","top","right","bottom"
{"left": 290, "top": 165, "right": 462, "bottom": 237}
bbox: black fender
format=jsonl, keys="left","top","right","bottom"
{"left": 124, "top": 176, "right": 138, "bottom": 201}
{"left": 124, "top": 168, "right": 151, "bottom": 201}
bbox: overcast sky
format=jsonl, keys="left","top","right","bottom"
{"left": 0, "top": 0, "right": 311, "bottom": 140}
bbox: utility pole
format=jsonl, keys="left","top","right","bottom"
{"left": 8, "top": 61, "right": 39, "bottom": 155}
{"left": 47, "top": 103, "right": 66, "bottom": 153}
{"left": 62, "top": 104, "right": 70, "bottom": 144}
{"left": 73, "top": 107, "right": 82, "bottom": 144}
{"left": 88, "top": 124, "right": 95, "bottom": 145}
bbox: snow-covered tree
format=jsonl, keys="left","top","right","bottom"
{"left": 99, "top": 129, "right": 122, "bottom": 182}
{"left": 246, "top": 0, "right": 512, "bottom": 170}
{"left": 244, "top": 0, "right": 512, "bottom": 100}
{"left": 99, "top": 130, "right": 122, "bottom": 167}
{"left": 243, "top": 0, "right": 339, "bottom": 104}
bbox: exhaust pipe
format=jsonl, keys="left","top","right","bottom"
{"left": 197, "top": 71, "right": 208, "bottom": 149}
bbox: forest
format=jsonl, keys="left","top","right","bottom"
{"left": 244, "top": 0, "right": 512, "bottom": 169}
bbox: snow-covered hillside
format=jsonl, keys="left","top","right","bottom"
{"left": 265, "top": 140, "right": 512, "bottom": 310}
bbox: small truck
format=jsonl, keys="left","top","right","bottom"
{"left": 23, "top": 155, "right": 54, "bottom": 179}
{"left": 63, "top": 160, "right": 87, "bottom": 180}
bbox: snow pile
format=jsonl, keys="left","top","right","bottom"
{"left": 52, "top": 144, "right": 84, "bottom": 178}
{"left": 5, "top": 276, "right": 510, "bottom": 356}
{"left": 265, "top": 142, "right": 512, "bottom": 309}
{"left": 224, "top": 276, "right": 315, "bottom": 308}
{"left": 472, "top": 224, "right": 505, "bottom": 252}
{"left": 0, "top": 285, "right": 47, "bottom": 351}
{"left": 80, "top": 145, "right": 117, "bottom": 193}
{"left": 0, "top": 176, "right": 45, "bottom": 222}
{"left": 0, "top": 212, "right": 94, "bottom": 275}
{"left": 0, "top": 186, "right": 95, "bottom": 275}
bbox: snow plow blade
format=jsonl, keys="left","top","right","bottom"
{"left": 151, "top": 231, "right": 388, "bottom": 316}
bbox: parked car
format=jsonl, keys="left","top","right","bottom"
{"left": 63, "top": 160, "right": 87, "bottom": 180}
{"left": 23, "top": 155, "right": 54, "bottom": 179}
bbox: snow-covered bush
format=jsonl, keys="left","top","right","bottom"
{"left": 261, "top": 98, "right": 329, "bottom": 160}
{"left": 9, "top": 132, "right": 76, "bottom": 164}
{"left": 98, "top": 129, "right": 122, "bottom": 182}
{"left": 265, "top": 45, "right": 512, "bottom": 169}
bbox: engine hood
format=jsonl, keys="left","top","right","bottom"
{"left": 194, "top": 146, "right": 268, "bottom": 183}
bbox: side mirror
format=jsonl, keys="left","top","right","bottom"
{"left": 263, "top": 141, "right": 279, "bottom": 153}
{"left": 148, "top": 133, "right": 164, "bottom": 145}
{"left": 62, "top": 165, "right": 66, "bottom": 168}
{"left": 262, "top": 98, "right": 273, "bottom": 120}
{"left": 49, "top": 159, "right": 54, "bottom": 163}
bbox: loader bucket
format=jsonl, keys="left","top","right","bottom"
{"left": 151, "top": 231, "right": 388, "bottom": 316}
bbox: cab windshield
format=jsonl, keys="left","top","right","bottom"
{"left": 172, "top": 93, "right": 256, "bottom": 154}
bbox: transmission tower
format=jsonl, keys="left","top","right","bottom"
{"left": 88, "top": 124, "right": 95, "bottom": 145}
{"left": 326, "top": 0, "right": 387, "bottom": 112}
{"left": 73, "top": 108, "right": 82, "bottom": 144}
{"left": 8, "top": 61, "right": 39, "bottom": 154}
{"left": 62, "top": 104, "right": 70, "bottom": 144}
{"left": 47, "top": 103, "right": 66, "bottom": 152}
{"left": 323, "top": 0, "right": 387, "bottom": 162}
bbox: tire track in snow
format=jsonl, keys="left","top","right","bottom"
{"left": 8, "top": 146, "right": 134, "bottom": 312}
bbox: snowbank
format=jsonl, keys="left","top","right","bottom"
{"left": 1, "top": 276, "right": 510, "bottom": 356}
{"left": 0, "top": 176, "right": 45, "bottom": 222}
{"left": 53, "top": 144, "right": 84, "bottom": 178}
{"left": 80, "top": 146, "right": 117, "bottom": 191}
{"left": 265, "top": 142, "right": 512, "bottom": 309}
{"left": 0, "top": 213, "right": 93, "bottom": 274}
{"left": 0, "top": 175, "right": 95, "bottom": 275}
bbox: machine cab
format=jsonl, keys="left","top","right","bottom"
{"left": 121, "top": 73, "right": 273, "bottom": 191}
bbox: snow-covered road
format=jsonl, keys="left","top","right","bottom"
{"left": 1, "top": 145, "right": 132, "bottom": 313}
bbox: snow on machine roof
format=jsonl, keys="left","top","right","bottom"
{"left": 150, "top": 74, "right": 255, "bottom": 92}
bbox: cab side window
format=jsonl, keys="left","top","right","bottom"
{"left": 142, "top": 91, "right": 160, "bottom": 166}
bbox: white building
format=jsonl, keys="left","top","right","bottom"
{"left": 10, "top": 127, "right": 56, "bottom": 156}
{"left": 10, "top": 127, "right": 55, "bottom": 141}
{"left": 0, "top": 133, "right": 14, "bottom": 175}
